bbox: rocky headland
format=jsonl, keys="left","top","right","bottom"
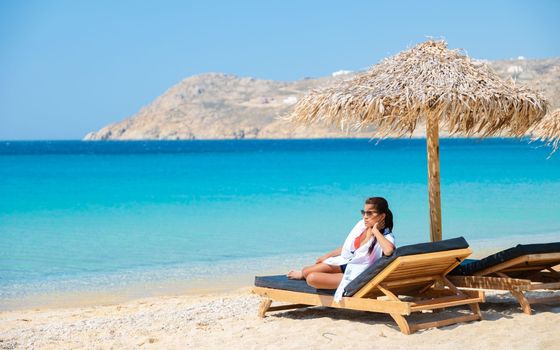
{"left": 84, "top": 57, "right": 560, "bottom": 140}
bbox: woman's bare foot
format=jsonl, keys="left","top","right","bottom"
{"left": 287, "top": 270, "right": 304, "bottom": 279}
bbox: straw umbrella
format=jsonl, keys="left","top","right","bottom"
{"left": 289, "top": 40, "right": 548, "bottom": 242}
{"left": 531, "top": 108, "right": 560, "bottom": 155}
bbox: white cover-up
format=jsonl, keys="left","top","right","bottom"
{"left": 323, "top": 220, "right": 395, "bottom": 302}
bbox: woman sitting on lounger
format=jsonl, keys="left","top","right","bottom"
{"left": 287, "top": 197, "right": 395, "bottom": 300}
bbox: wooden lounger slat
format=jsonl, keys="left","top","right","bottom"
{"left": 408, "top": 294, "right": 466, "bottom": 307}
{"left": 526, "top": 253, "right": 560, "bottom": 263}
{"left": 396, "top": 249, "right": 471, "bottom": 264}
{"left": 503, "top": 266, "right": 555, "bottom": 273}
{"left": 410, "top": 295, "right": 483, "bottom": 312}
{"left": 378, "top": 275, "right": 440, "bottom": 288}
{"left": 448, "top": 275, "right": 532, "bottom": 289}
{"left": 253, "top": 287, "right": 411, "bottom": 315}
{"left": 386, "top": 264, "right": 458, "bottom": 278}
{"left": 267, "top": 303, "right": 311, "bottom": 312}
{"left": 522, "top": 281, "right": 560, "bottom": 290}
{"left": 409, "top": 314, "right": 481, "bottom": 333}
{"left": 525, "top": 295, "right": 560, "bottom": 305}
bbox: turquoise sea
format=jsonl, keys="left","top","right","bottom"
{"left": 1, "top": 139, "right": 559, "bottom": 309}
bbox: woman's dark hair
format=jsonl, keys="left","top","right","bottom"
{"left": 365, "top": 197, "right": 394, "bottom": 254}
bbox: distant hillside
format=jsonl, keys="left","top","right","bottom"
{"left": 84, "top": 57, "right": 560, "bottom": 140}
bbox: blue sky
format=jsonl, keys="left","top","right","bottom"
{"left": 1, "top": 0, "right": 559, "bottom": 140}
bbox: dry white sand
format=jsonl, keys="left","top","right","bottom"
{"left": 1, "top": 288, "right": 559, "bottom": 349}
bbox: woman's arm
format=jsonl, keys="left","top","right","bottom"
{"left": 371, "top": 224, "right": 395, "bottom": 256}
{"left": 316, "top": 246, "right": 343, "bottom": 264}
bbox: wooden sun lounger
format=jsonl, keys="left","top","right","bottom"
{"left": 253, "top": 238, "right": 483, "bottom": 334}
{"left": 448, "top": 246, "right": 560, "bottom": 315}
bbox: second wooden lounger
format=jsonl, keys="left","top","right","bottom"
{"left": 253, "top": 237, "right": 483, "bottom": 335}
{"left": 448, "top": 242, "right": 560, "bottom": 315}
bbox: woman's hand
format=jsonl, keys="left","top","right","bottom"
{"left": 316, "top": 247, "right": 342, "bottom": 264}
{"left": 371, "top": 216, "right": 394, "bottom": 256}
{"left": 374, "top": 217, "right": 385, "bottom": 231}
{"left": 315, "top": 253, "right": 330, "bottom": 264}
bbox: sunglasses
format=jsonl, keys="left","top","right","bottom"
{"left": 360, "top": 210, "right": 379, "bottom": 217}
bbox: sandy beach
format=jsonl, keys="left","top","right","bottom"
{"left": 1, "top": 287, "right": 558, "bottom": 349}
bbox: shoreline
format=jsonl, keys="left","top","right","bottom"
{"left": 2, "top": 232, "right": 559, "bottom": 312}
{"left": 0, "top": 279, "right": 253, "bottom": 312}
{"left": 0, "top": 252, "right": 318, "bottom": 312}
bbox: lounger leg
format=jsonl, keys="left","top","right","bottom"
{"left": 459, "top": 290, "right": 483, "bottom": 319}
{"left": 377, "top": 284, "right": 413, "bottom": 334}
{"left": 258, "top": 298, "right": 272, "bottom": 318}
{"left": 510, "top": 290, "right": 532, "bottom": 315}
{"left": 468, "top": 302, "right": 482, "bottom": 318}
{"left": 389, "top": 313, "right": 412, "bottom": 335}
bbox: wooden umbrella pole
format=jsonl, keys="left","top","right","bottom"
{"left": 426, "top": 113, "right": 443, "bottom": 241}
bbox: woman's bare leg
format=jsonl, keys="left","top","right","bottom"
{"left": 306, "top": 272, "right": 344, "bottom": 289}
{"left": 287, "top": 263, "right": 342, "bottom": 280}
{"left": 303, "top": 263, "right": 342, "bottom": 278}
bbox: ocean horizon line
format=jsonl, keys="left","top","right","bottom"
{"left": 0, "top": 136, "right": 537, "bottom": 142}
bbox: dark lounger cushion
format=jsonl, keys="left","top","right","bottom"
{"left": 254, "top": 275, "right": 336, "bottom": 295}
{"left": 344, "top": 237, "right": 469, "bottom": 297}
{"left": 449, "top": 242, "right": 560, "bottom": 276}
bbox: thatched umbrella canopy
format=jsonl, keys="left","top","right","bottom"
{"left": 531, "top": 108, "right": 560, "bottom": 155}
{"left": 289, "top": 40, "right": 549, "bottom": 242}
